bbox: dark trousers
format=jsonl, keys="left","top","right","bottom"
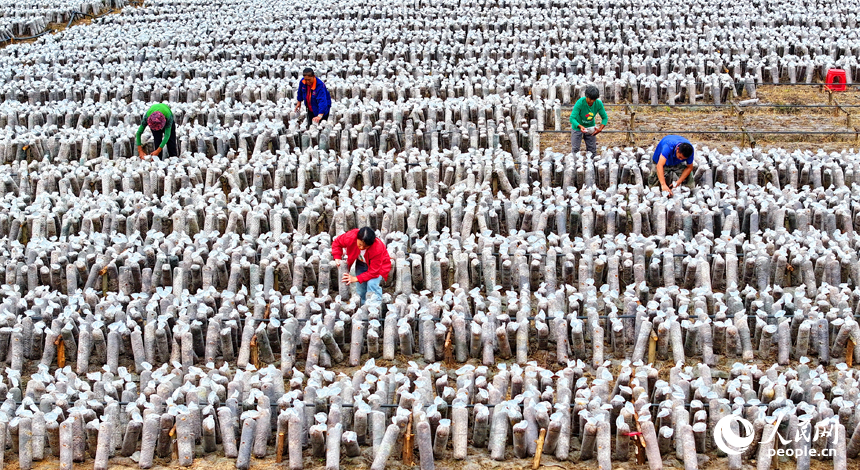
{"left": 152, "top": 121, "right": 178, "bottom": 158}
{"left": 356, "top": 260, "right": 368, "bottom": 277}
{"left": 307, "top": 110, "right": 330, "bottom": 127}
{"left": 646, "top": 160, "right": 695, "bottom": 189}
{"left": 571, "top": 129, "right": 598, "bottom": 156}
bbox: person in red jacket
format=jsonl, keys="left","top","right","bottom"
{"left": 332, "top": 227, "right": 391, "bottom": 305}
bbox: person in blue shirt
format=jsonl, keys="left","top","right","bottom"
{"left": 648, "top": 135, "right": 695, "bottom": 196}
{"left": 293, "top": 68, "right": 332, "bottom": 127}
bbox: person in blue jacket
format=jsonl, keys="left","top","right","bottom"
{"left": 294, "top": 68, "right": 331, "bottom": 127}
{"left": 648, "top": 135, "right": 695, "bottom": 196}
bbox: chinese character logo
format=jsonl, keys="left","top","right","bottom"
{"left": 714, "top": 414, "right": 755, "bottom": 455}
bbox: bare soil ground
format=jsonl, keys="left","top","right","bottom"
{"left": 542, "top": 85, "right": 860, "bottom": 154}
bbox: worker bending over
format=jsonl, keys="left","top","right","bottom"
{"left": 136, "top": 103, "right": 177, "bottom": 159}
{"left": 649, "top": 135, "right": 695, "bottom": 196}
{"left": 332, "top": 227, "right": 391, "bottom": 305}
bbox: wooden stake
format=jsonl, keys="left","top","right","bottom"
{"left": 626, "top": 109, "right": 636, "bottom": 145}
{"left": 848, "top": 340, "right": 855, "bottom": 368}
{"left": 631, "top": 410, "right": 647, "bottom": 465}
{"left": 100, "top": 265, "right": 109, "bottom": 298}
{"left": 220, "top": 175, "right": 230, "bottom": 200}
{"left": 532, "top": 428, "right": 547, "bottom": 469}
{"left": 250, "top": 334, "right": 259, "bottom": 369}
{"left": 403, "top": 413, "right": 414, "bottom": 466}
{"left": 170, "top": 424, "right": 178, "bottom": 460}
{"left": 648, "top": 330, "right": 658, "bottom": 365}
{"left": 772, "top": 424, "right": 779, "bottom": 470}
{"left": 276, "top": 432, "right": 285, "bottom": 463}
{"left": 55, "top": 335, "right": 65, "bottom": 368}
{"left": 443, "top": 326, "right": 454, "bottom": 367}
{"left": 264, "top": 302, "right": 271, "bottom": 320}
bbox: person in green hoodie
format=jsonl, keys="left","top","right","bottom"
{"left": 570, "top": 85, "right": 608, "bottom": 157}
{"left": 135, "top": 103, "right": 177, "bottom": 159}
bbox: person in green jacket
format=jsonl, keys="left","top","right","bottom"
{"left": 136, "top": 103, "right": 177, "bottom": 159}
{"left": 570, "top": 85, "right": 608, "bottom": 157}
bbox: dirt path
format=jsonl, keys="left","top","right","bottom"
{"left": 543, "top": 85, "right": 860, "bottom": 154}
